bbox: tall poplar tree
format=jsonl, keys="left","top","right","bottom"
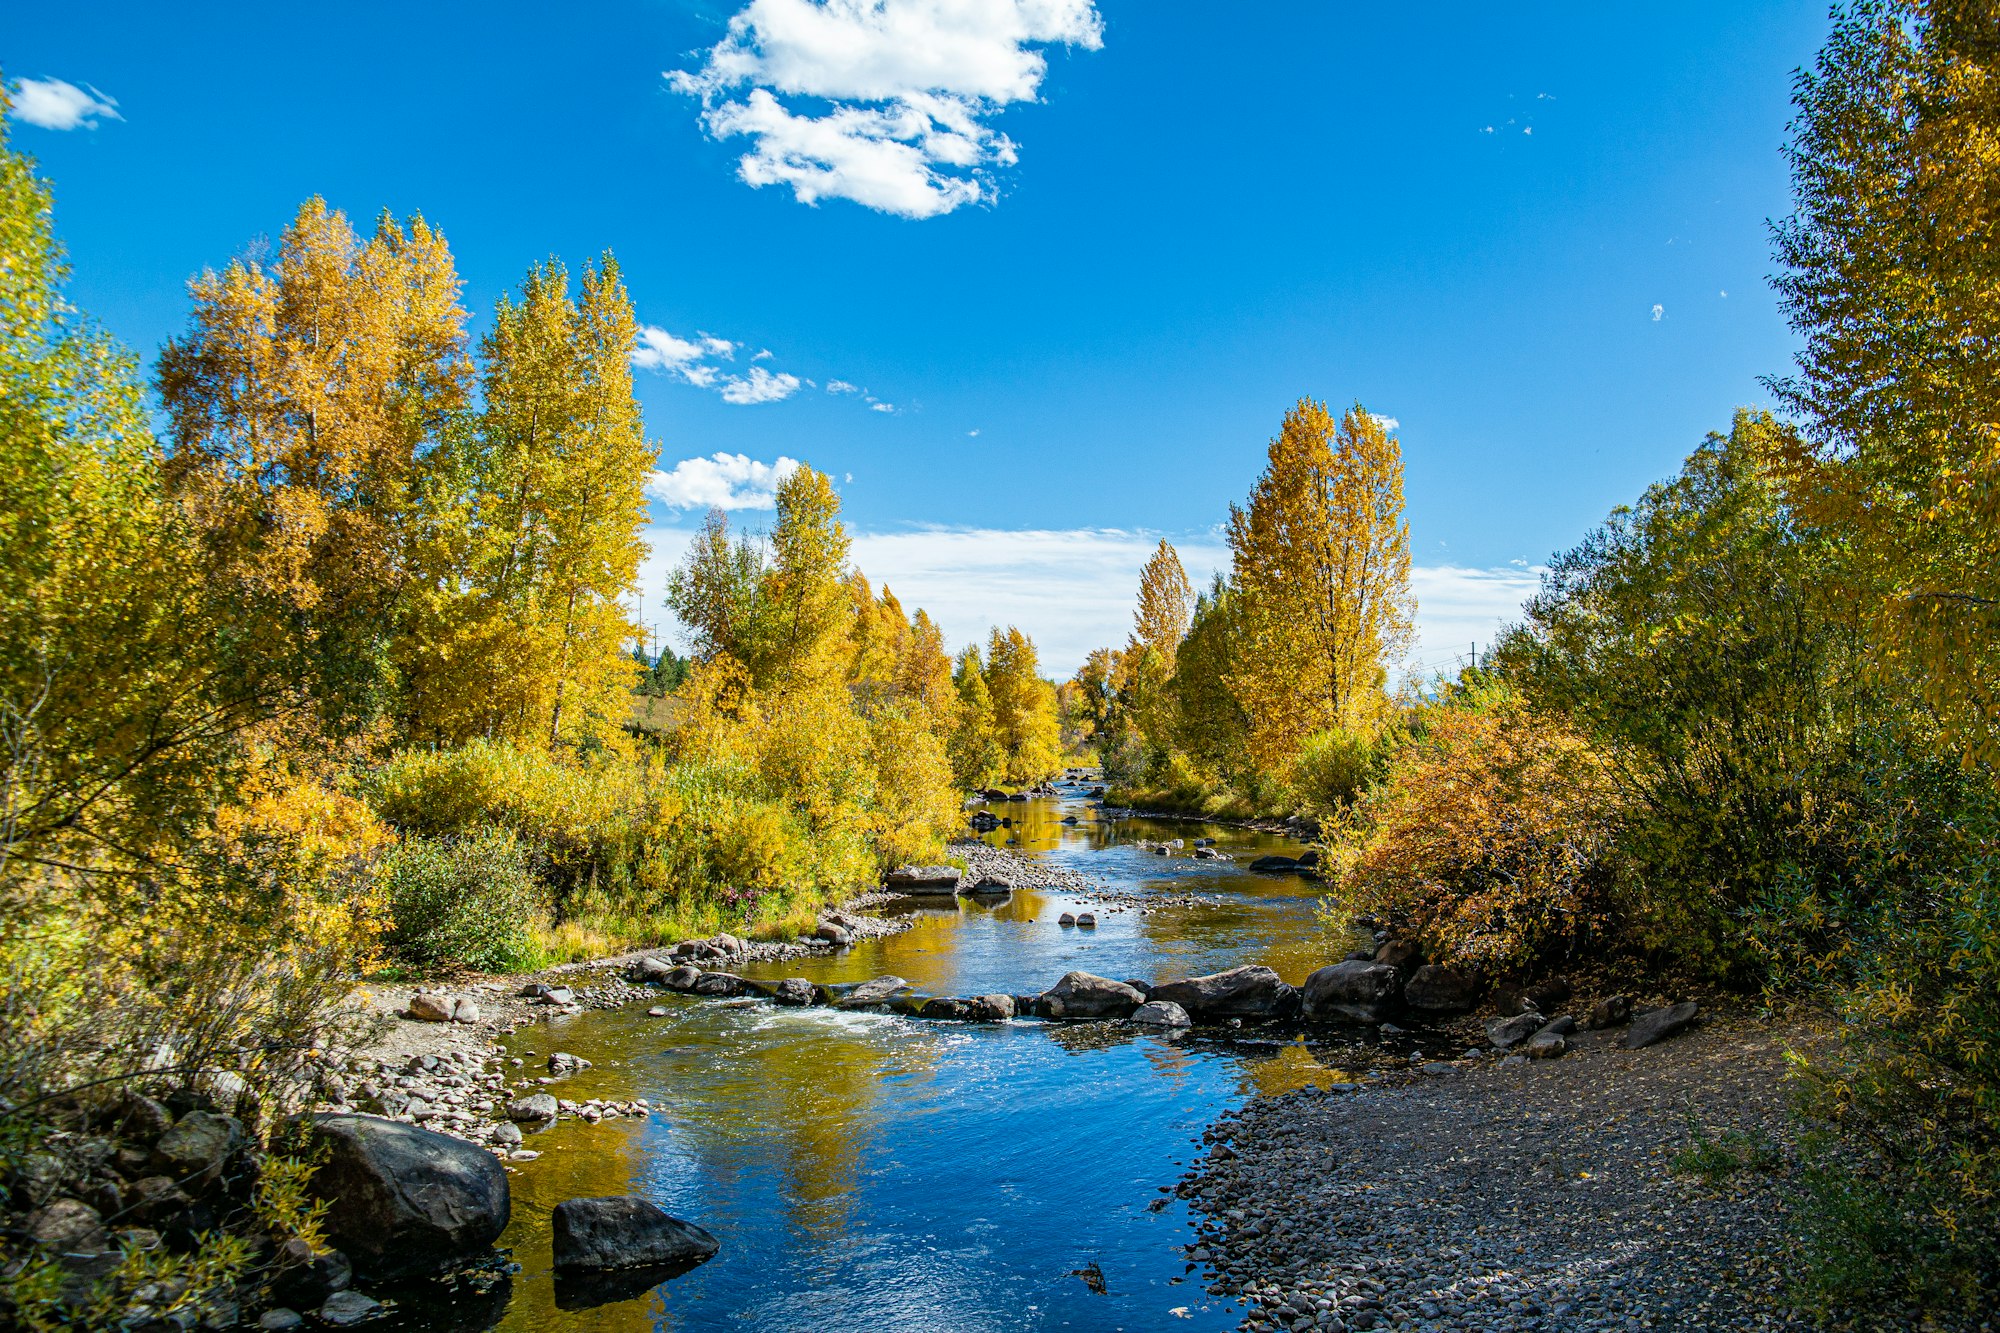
{"left": 951, "top": 647, "right": 1004, "bottom": 789}
{"left": 1226, "top": 399, "right": 1413, "bottom": 765}
{"left": 401, "top": 256, "right": 650, "bottom": 749}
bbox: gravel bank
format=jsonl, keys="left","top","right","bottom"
{"left": 1179, "top": 1015, "right": 1990, "bottom": 1333}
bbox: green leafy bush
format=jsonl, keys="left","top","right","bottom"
{"left": 378, "top": 829, "right": 546, "bottom": 973}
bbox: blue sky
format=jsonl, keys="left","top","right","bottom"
{"left": 5, "top": 1, "right": 1826, "bottom": 675}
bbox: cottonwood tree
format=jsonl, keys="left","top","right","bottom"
{"left": 985, "top": 626, "right": 1062, "bottom": 783}
{"left": 1226, "top": 399, "right": 1413, "bottom": 765}
{"left": 156, "top": 198, "right": 473, "bottom": 735}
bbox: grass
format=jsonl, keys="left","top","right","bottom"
{"left": 1671, "top": 1101, "right": 1785, "bottom": 1182}
{"left": 1105, "top": 781, "right": 1276, "bottom": 822}
{"left": 523, "top": 898, "right": 827, "bottom": 966}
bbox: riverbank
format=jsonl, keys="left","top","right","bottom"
{"left": 1180, "top": 1009, "right": 1990, "bottom": 1333}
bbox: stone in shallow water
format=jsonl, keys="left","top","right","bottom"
{"left": 1132, "top": 1000, "right": 1193, "bottom": 1028}
{"left": 551, "top": 1197, "right": 719, "bottom": 1272}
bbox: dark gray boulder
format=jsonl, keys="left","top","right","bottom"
{"left": 663, "top": 964, "right": 702, "bottom": 991}
{"left": 920, "top": 997, "right": 970, "bottom": 1020}
{"left": 1247, "top": 855, "right": 1302, "bottom": 874}
{"left": 1485, "top": 1012, "right": 1546, "bottom": 1050}
{"left": 1301, "top": 961, "right": 1401, "bottom": 1023}
{"left": 958, "top": 876, "right": 1013, "bottom": 897}
{"left": 1149, "top": 965, "right": 1296, "bottom": 1022}
{"left": 1403, "top": 965, "right": 1478, "bottom": 1014}
{"left": 691, "top": 972, "right": 747, "bottom": 997}
{"left": 772, "top": 978, "right": 817, "bottom": 1007}
{"left": 1131, "top": 1000, "right": 1193, "bottom": 1027}
{"left": 627, "top": 956, "right": 674, "bottom": 983}
{"left": 1037, "top": 971, "right": 1145, "bottom": 1019}
{"left": 1625, "top": 1001, "right": 1699, "bottom": 1048}
{"left": 151, "top": 1110, "right": 244, "bottom": 1188}
{"left": 552, "top": 1198, "right": 718, "bottom": 1272}
{"left": 307, "top": 1114, "right": 509, "bottom": 1280}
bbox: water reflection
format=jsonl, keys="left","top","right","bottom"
{"left": 442, "top": 792, "right": 1391, "bottom": 1332}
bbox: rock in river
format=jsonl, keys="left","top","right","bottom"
{"left": 1149, "top": 965, "right": 1297, "bottom": 1022}
{"left": 1131, "top": 1000, "right": 1193, "bottom": 1027}
{"left": 508, "top": 1093, "right": 559, "bottom": 1123}
{"left": 1301, "top": 961, "right": 1402, "bottom": 1023}
{"left": 836, "top": 976, "right": 909, "bottom": 1008}
{"left": 772, "top": 978, "right": 817, "bottom": 1007}
{"left": 1037, "top": 971, "right": 1146, "bottom": 1019}
{"left": 552, "top": 1198, "right": 719, "bottom": 1272}
{"left": 1247, "top": 855, "right": 1303, "bottom": 874}
{"left": 306, "top": 1114, "right": 509, "bottom": 1280}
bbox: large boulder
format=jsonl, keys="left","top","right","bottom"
{"left": 1586, "top": 994, "right": 1635, "bottom": 1030}
{"left": 1247, "top": 855, "right": 1302, "bottom": 874}
{"left": 691, "top": 972, "right": 747, "bottom": 997}
{"left": 1484, "top": 1012, "right": 1546, "bottom": 1050}
{"left": 551, "top": 1198, "right": 719, "bottom": 1273}
{"left": 306, "top": 1114, "right": 510, "bottom": 1280}
{"left": 1403, "top": 965, "right": 1479, "bottom": 1014}
{"left": 1625, "top": 1001, "right": 1699, "bottom": 1049}
{"left": 1148, "top": 965, "right": 1297, "bottom": 1022}
{"left": 1301, "top": 961, "right": 1402, "bottom": 1023}
{"left": 662, "top": 965, "right": 702, "bottom": 992}
{"left": 407, "top": 993, "right": 454, "bottom": 1022}
{"left": 507, "top": 1093, "right": 559, "bottom": 1123}
{"left": 964, "top": 994, "right": 1015, "bottom": 1022}
{"left": 1374, "top": 939, "right": 1423, "bottom": 973}
{"left": 1037, "top": 971, "right": 1145, "bottom": 1019}
{"left": 883, "top": 865, "right": 962, "bottom": 894}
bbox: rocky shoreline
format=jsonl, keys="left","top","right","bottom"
{"left": 1176, "top": 1012, "right": 1991, "bottom": 1333}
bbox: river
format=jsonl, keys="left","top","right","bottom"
{"left": 438, "top": 785, "right": 1401, "bottom": 1332}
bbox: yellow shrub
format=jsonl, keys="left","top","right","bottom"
{"left": 1332, "top": 686, "right": 1624, "bottom": 970}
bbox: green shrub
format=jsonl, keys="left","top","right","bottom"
{"left": 1289, "top": 727, "right": 1379, "bottom": 813}
{"left": 378, "top": 829, "right": 546, "bottom": 973}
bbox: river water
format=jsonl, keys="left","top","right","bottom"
{"left": 451, "top": 788, "right": 1393, "bottom": 1333}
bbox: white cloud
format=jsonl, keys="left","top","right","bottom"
{"left": 667, "top": 0, "right": 1104, "bottom": 218}
{"left": 826, "top": 379, "right": 862, "bottom": 394}
{"left": 8, "top": 78, "right": 121, "bottom": 131}
{"left": 1370, "top": 414, "right": 1400, "bottom": 432}
{"left": 1651, "top": 303, "right": 1664, "bottom": 321}
{"left": 753, "top": 348, "right": 774, "bottom": 360}
{"left": 633, "top": 326, "right": 726, "bottom": 377}
{"left": 647, "top": 452, "right": 801, "bottom": 509}
{"left": 719, "top": 365, "right": 803, "bottom": 404}
{"left": 967, "top": 428, "right": 980, "bottom": 437}
{"left": 869, "top": 401, "right": 896, "bottom": 413}
{"left": 635, "top": 521, "right": 1543, "bottom": 678}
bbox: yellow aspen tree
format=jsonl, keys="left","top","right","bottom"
{"left": 1131, "top": 539, "right": 1194, "bottom": 659}
{"left": 1226, "top": 399, "right": 1414, "bottom": 766}
{"left": 754, "top": 465, "right": 853, "bottom": 693}
{"left": 893, "top": 608, "right": 956, "bottom": 733}
{"left": 951, "top": 646, "right": 1004, "bottom": 789}
{"left": 407, "top": 255, "right": 650, "bottom": 749}
{"left": 156, "top": 198, "right": 472, "bottom": 731}
{"left": 986, "top": 625, "right": 1062, "bottom": 783}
